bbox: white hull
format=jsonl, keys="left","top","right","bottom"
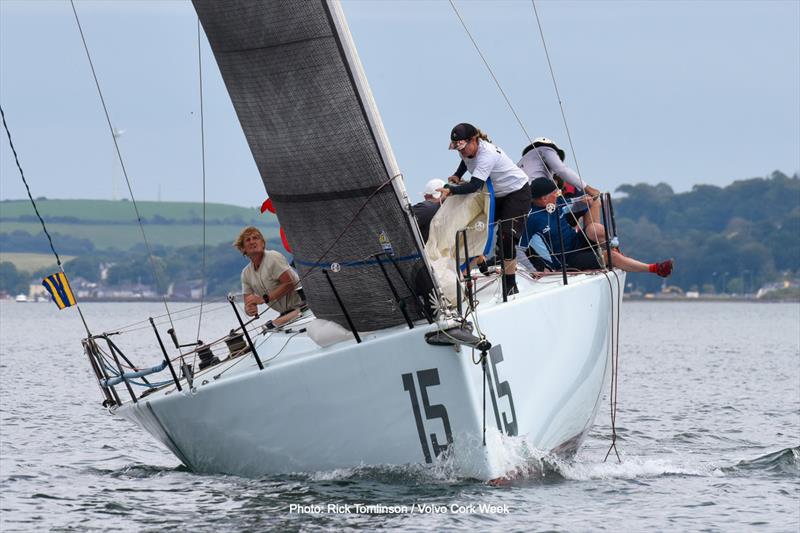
{"left": 115, "top": 270, "right": 625, "bottom": 480}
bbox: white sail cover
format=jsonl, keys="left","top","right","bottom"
{"left": 193, "top": 0, "right": 433, "bottom": 331}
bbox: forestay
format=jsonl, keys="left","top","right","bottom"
{"left": 193, "top": 0, "right": 433, "bottom": 331}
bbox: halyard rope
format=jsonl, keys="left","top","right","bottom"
{"left": 448, "top": 0, "right": 532, "bottom": 146}
{"left": 530, "top": 0, "right": 588, "bottom": 189}
{"left": 449, "top": 1, "right": 605, "bottom": 263}
{"left": 69, "top": 0, "right": 175, "bottom": 329}
{"left": 195, "top": 18, "right": 208, "bottom": 347}
{"left": 192, "top": 18, "right": 209, "bottom": 372}
{"left": 530, "top": 0, "right": 605, "bottom": 252}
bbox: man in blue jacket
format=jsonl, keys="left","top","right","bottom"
{"left": 522, "top": 178, "right": 673, "bottom": 277}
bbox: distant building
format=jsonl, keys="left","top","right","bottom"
{"left": 756, "top": 280, "right": 798, "bottom": 299}
{"left": 168, "top": 280, "right": 207, "bottom": 300}
{"left": 102, "top": 283, "right": 158, "bottom": 299}
{"left": 73, "top": 277, "right": 100, "bottom": 299}
{"left": 27, "top": 283, "right": 49, "bottom": 301}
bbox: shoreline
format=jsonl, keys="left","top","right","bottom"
{"left": 4, "top": 296, "right": 798, "bottom": 304}
{"left": 624, "top": 295, "right": 799, "bottom": 303}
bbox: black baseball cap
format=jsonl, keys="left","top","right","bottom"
{"left": 448, "top": 123, "right": 477, "bottom": 150}
{"left": 530, "top": 177, "right": 558, "bottom": 198}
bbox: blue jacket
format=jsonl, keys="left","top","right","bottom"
{"left": 521, "top": 195, "right": 587, "bottom": 269}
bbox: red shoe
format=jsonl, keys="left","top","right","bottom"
{"left": 655, "top": 259, "right": 674, "bottom": 278}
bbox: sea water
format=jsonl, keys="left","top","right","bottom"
{"left": 0, "top": 301, "right": 798, "bottom": 531}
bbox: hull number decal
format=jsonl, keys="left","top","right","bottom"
{"left": 401, "top": 369, "right": 453, "bottom": 463}
{"left": 486, "top": 345, "right": 518, "bottom": 436}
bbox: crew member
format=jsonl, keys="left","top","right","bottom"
{"left": 234, "top": 226, "right": 304, "bottom": 323}
{"left": 438, "top": 123, "right": 531, "bottom": 295}
{"left": 412, "top": 178, "right": 445, "bottom": 242}
{"left": 518, "top": 137, "right": 602, "bottom": 223}
{"left": 522, "top": 177, "right": 673, "bottom": 277}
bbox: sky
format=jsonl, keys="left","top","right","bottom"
{"left": 0, "top": 0, "right": 798, "bottom": 209}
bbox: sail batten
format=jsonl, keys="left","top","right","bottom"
{"left": 267, "top": 186, "right": 386, "bottom": 203}
{"left": 194, "top": 0, "right": 433, "bottom": 330}
{"left": 213, "top": 35, "right": 333, "bottom": 54}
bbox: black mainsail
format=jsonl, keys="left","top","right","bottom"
{"left": 193, "top": 0, "right": 434, "bottom": 331}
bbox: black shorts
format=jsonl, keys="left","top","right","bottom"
{"left": 564, "top": 232, "right": 603, "bottom": 270}
{"left": 495, "top": 183, "right": 531, "bottom": 236}
{"left": 495, "top": 183, "right": 532, "bottom": 259}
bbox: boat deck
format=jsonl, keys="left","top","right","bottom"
{"left": 116, "top": 267, "right": 618, "bottom": 407}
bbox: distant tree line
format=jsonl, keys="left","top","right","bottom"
{"left": 613, "top": 171, "right": 799, "bottom": 293}
{"left": 0, "top": 214, "right": 255, "bottom": 226}
{"left": 0, "top": 230, "right": 96, "bottom": 254}
{"left": 0, "top": 262, "right": 29, "bottom": 295}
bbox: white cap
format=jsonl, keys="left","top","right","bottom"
{"left": 424, "top": 178, "right": 445, "bottom": 199}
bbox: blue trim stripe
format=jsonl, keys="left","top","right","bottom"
{"left": 483, "top": 179, "right": 496, "bottom": 257}
{"left": 458, "top": 179, "right": 496, "bottom": 272}
{"left": 294, "top": 253, "right": 422, "bottom": 269}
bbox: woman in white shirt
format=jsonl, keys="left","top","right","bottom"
{"left": 437, "top": 123, "right": 531, "bottom": 295}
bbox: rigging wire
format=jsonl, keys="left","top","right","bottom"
{"left": 69, "top": 0, "right": 175, "bottom": 329}
{"left": 530, "top": 0, "right": 586, "bottom": 185}
{"left": 0, "top": 105, "right": 92, "bottom": 336}
{"left": 0, "top": 109, "right": 63, "bottom": 269}
{"left": 107, "top": 294, "right": 246, "bottom": 335}
{"left": 529, "top": 0, "right": 606, "bottom": 267}
{"left": 448, "top": 0, "right": 532, "bottom": 146}
{"left": 290, "top": 172, "right": 404, "bottom": 283}
{"left": 449, "top": 1, "right": 605, "bottom": 268}
{"left": 195, "top": 18, "right": 208, "bottom": 345}
{"left": 529, "top": 0, "right": 607, "bottom": 264}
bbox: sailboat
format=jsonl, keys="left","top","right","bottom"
{"left": 82, "top": 0, "right": 625, "bottom": 480}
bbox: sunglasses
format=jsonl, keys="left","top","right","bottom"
{"left": 449, "top": 139, "right": 469, "bottom": 151}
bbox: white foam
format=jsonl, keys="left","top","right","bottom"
{"left": 485, "top": 431, "right": 715, "bottom": 481}
{"left": 306, "top": 434, "right": 718, "bottom": 483}
{"left": 555, "top": 453, "right": 714, "bottom": 481}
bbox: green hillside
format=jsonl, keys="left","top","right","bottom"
{"left": 0, "top": 199, "right": 278, "bottom": 252}
{"left": 0, "top": 221, "right": 273, "bottom": 250}
{"left": 0, "top": 252, "right": 74, "bottom": 273}
{"left": 0, "top": 198, "right": 263, "bottom": 223}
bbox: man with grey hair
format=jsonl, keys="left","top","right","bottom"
{"left": 233, "top": 226, "right": 303, "bottom": 321}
